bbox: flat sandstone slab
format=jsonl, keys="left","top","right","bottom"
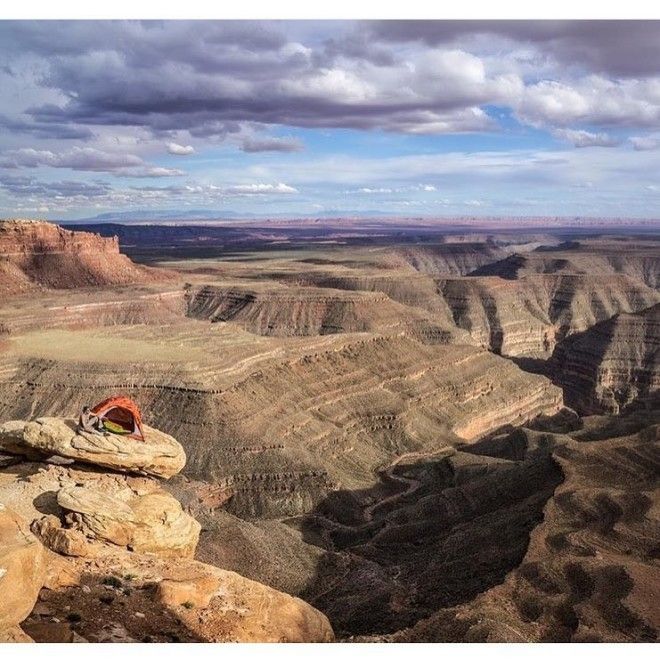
{"left": 0, "top": 417, "right": 185, "bottom": 478}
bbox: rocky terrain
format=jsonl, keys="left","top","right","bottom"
{"left": 0, "top": 218, "right": 658, "bottom": 643}
{"left": 0, "top": 417, "right": 333, "bottom": 643}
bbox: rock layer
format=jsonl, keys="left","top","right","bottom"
{"left": 551, "top": 303, "right": 660, "bottom": 413}
{"left": 0, "top": 219, "right": 174, "bottom": 296}
{"left": 437, "top": 273, "right": 659, "bottom": 356}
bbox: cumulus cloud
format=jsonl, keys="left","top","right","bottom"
{"left": 0, "top": 174, "right": 298, "bottom": 213}
{"left": 1, "top": 20, "right": 657, "bottom": 144}
{"left": 0, "top": 21, "right": 659, "bottom": 219}
{"left": 552, "top": 128, "right": 620, "bottom": 148}
{"left": 517, "top": 77, "right": 660, "bottom": 129}
{"left": 167, "top": 142, "right": 195, "bottom": 155}
{"left": 240, "top": 136, "right": 303, "bottom": 153}
{"left": 0, "top": 22, "right": 521, "bottom": 136}
{"left": 117, "top": 166, "right": 185, "bottom": 178}
{"left": 354, "top": 187, "right": 394, "bottom": 194}
{"left": 0, "top": 114, "right": 94, "bottom": 140}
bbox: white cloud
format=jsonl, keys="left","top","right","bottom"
{"left": 240, "top": 136, "right": 303, "bottom": 153}
{"left": 167, "top": 142, "right": 195, "bottom": 155}
{"left": 517, "top": 76, "right": 660, "bottom": 129}
{"left": 355, "top": 187, "right": 393, "bottom": 194}
{"left": 116, "top": 166, "right": 185, "bottom": 178}
{"left": 552, "top": 128, "right": 619, "bottom": 148}
{"left": 224, "top": 182, "right": 298, "bottom": 195}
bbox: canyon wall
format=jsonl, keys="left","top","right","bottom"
{"left": 0, "top": 220, "right": 175, "bottom": 296}
{"left": 551, "top": 304, "right": 660, "bottom": 413}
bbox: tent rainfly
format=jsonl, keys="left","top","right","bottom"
{"left": 90, "top": 396, "right": 146, "bottom": 441}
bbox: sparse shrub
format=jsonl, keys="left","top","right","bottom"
{"left": 102, "top": 575, "right": 122, "bottom": 588}
{"left": 66, "top": 612, "right": 82, "bottom": 623}
{"left": 182, "top": 601, "right": 195, "bottom": 610}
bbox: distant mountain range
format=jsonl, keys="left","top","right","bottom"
{"left": 67, "top": 208, "right": 394, "bottom": 224}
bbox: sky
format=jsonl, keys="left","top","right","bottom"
{"left": 0, "top": 19, "right": 659, "bottom": 220}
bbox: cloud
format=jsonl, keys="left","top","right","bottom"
{"left": 365, "top": 20, "right": 660, "bottom": 77}
{"left": 0, "top": 146, "right": 184, "bottom": 178}
{"left": 130, "top": 182, "right": 299, "bottom": 198}
{"left": 0, "top": 20, "right": 657, "bottom": 145}
{"left": 240, "top": 136, "right": 303, "bottom": 153}
{"left": 116, "top": 166, "right": 185, "bottom": 178}
{"left": 0, "top": 147, "right": 143, "bottom": 171}
{"left": 0, "top": 173, "right": 111, "bottom": 198}
{"left": 0, "top": 114, "right": 94, "bottom": 140}
{"left": 167, "top": 142, "right": 195, "bottom": 155}
{"left": 0, "top": 22, "right": 519, "bottom": 136}
{"left": 348, "top": 183, "right": 437, "bottom": 194}
{"left": 0, "top": 174, "right": 298, "bottom": 213}
{"left": 224, "top": 182, "right": 298, "bottom": 195}
{"left": 517, "top": 77, "right": 660, "bottom": 129}
{"left": 552, "top": 128, "right": 620, "bottom": 148}
{"left": 629, "top": 135, "right": 660, "bottom": 151}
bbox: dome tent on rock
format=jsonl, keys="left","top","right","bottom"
{"left": 90, "top": 396, "right": 145, "bottom": 441}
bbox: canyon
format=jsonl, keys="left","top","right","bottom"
{"left": 0, "top": 218, "right": 658, "bottom": 642}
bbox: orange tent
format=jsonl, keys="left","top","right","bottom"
{"left": 90, "top": 396, "right": 146, "bottom": 441}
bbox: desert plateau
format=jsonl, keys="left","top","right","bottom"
{"left": 0, "top": 216, "right": 657, "bottom": 643}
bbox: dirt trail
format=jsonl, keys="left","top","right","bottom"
{"left": 363, "top": 446, "right": 455, "bottom": 523}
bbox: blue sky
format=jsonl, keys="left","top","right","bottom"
{"left": 0, "top": 20, "right": 658, "bottom": 220}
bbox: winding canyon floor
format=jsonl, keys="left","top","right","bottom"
{"left": 1, "top": 219, "right": 658, "bottom": 641}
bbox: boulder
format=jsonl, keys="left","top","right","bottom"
{"left": 0, "top": 505, "right": 48, "bottom": 633}
{"left": 31, "top": 515, "right": 96, "bottom": 558}
{"left": 41, "top": 484, "right": 200, "bottom": 558}
{"left": 85, "top": 552, "right": 334, "bottom": 643}
{"left": 1, "top": 417, "right": 185, "bottom": 478}
{"left": 179, "top": 565, "right": 335, "bottom": 642}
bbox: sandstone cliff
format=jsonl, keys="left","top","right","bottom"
{"left": 551, "top": 303, "right": 660, "bottom": 413}
{"left": 436, "top": 273, "right": 659, "bottom": 356}
{"left": 0, "top": 220, "right": 175, "bottom": 296}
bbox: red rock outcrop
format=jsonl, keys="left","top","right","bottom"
{"left": 0, "top": 220, "right": 174, "bottom": 296}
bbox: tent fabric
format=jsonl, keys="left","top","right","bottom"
{"left": 90, "top": 396, "right": 145, "bottom": 441}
